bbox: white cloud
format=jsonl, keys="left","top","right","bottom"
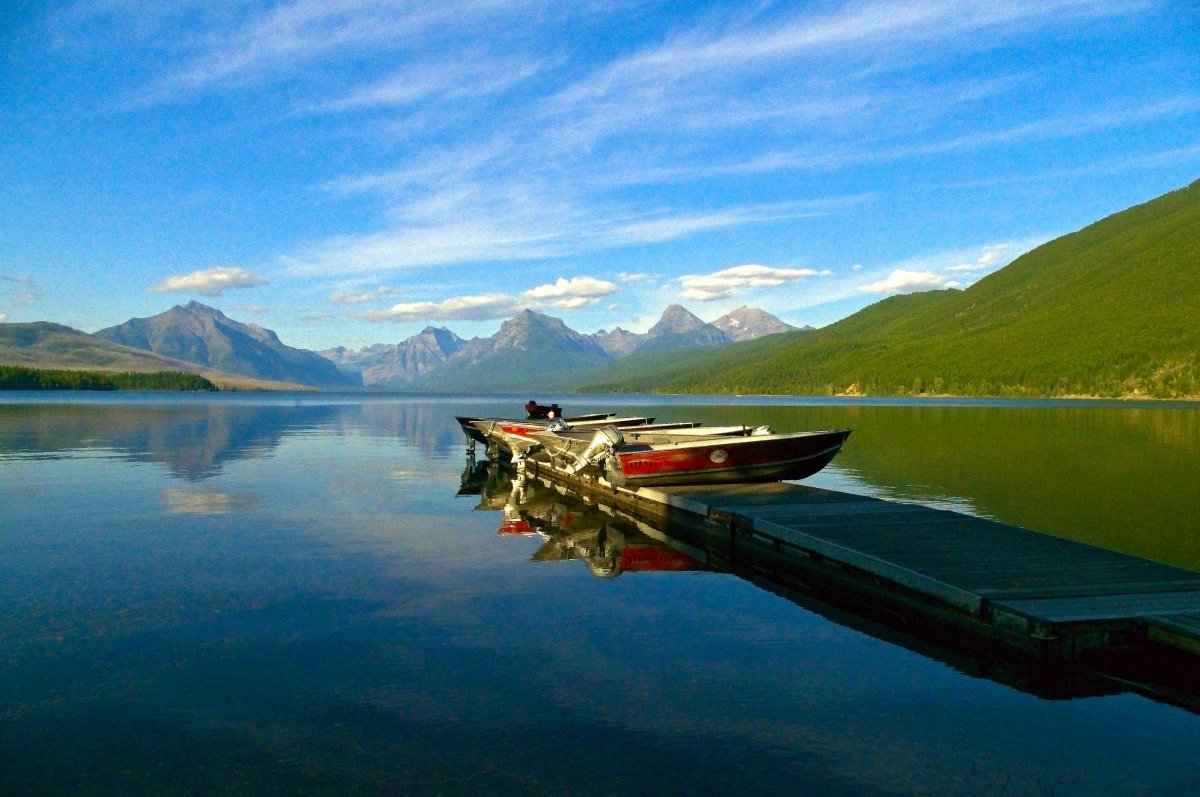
{"left": 617, "top": 272, "right": 651, "bottom": 283}
{"left": 522, "top": 276, "right": 617, "bottom": 309}
{"left": 358, "top": 293, "right": 525, "bottom": 322}
{"left": 857, "top": 269, "right": 948, "bottom": 294}
{"left": 330, "top": 286, "right": 398, "bottom": 305}
{"left": 847, "top": 236, "right": 1046, "bottom": 297}
{"left": 354, "top": 275, "right": 619, "bottom": 321}
{"left": 149, "top": 267, "right": 268, "bottom": 296}
{"left": 679, "top": 264, "right": 820, "bottom": 302}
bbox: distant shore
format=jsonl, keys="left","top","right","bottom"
{"left": 0, "top": 365, "right": 217, "bottom": 392}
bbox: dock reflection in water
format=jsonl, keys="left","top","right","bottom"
{"left": 464, "top": 455, "right": 1200, "bottom": 715}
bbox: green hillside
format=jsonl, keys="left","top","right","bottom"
{"left": 569, "top": 326, "right": 813, "bottom": 391}
{"left": 583, "top": 178, "right": 1200, "bottom": 398}
{"left": 0, "top": 365, "right": 216, "bottom": 391}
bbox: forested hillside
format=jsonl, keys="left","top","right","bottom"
{"left": 583, "top": 179, "right": 1200, "bottom": 398}
{"left": 0, "top": 365, "right": 216, "bottom": 391}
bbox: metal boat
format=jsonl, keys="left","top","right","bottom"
{"left": 530, "top": 425, "right": 851, "bottom": 487}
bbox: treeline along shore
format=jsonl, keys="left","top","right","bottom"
{"left": 0, "top": 365, "right": 217, "bottom": 392}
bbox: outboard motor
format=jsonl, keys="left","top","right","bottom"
{"left": 563, "top": 426, "right": 624, "bottom": 476}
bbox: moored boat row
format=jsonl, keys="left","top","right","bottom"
{"left": 456, "top": 404, "right": 850, "bottom": 488}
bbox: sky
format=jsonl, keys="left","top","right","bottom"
{"left": 1, "top": 0, "right": 1198, "bottom": 350}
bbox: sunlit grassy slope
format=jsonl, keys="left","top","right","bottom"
{"left": 581, "top": 178, "right": 1200, "bottom": 398}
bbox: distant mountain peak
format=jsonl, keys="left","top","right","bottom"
{"left": 647, "top": 304, "right": 705, "bottom": 338}
{"left": 712, "top": 307, "right": 798, "bottom": 342}
{"left": 636, "top": 305, "right": 729, "bottom": 354}
{"left": 591, "top": 326, "right": 643, "bottom": 358}
{"left": 319, "top": 325, "right": 466, "bottom": 387}
{"left": 416, "top": 326, "right": 463, "bottom": 347}
{"left": 96, "top": 304, "right": 353, "bottom": 388}
{"left": 179, "top": 300, "right": 225, "bottom": 316}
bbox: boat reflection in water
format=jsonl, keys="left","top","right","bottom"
{"left": 459, "top": 454, "right": 1200, "bottom": 717}
{"left": 460, "top": 456, "right": 705, "bottom": 578}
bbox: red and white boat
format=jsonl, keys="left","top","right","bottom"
{"left": 529, "top": 425, "right": 851, "bottom": 487}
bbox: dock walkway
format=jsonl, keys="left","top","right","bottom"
{"left": 520, "top": 461, "right": 1200, "bottom": 661}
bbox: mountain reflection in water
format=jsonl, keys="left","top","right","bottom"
{"left": 0, "top": 398, "right": 465, "bottom": 479}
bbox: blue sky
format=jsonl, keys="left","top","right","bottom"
{"left": 2, "top": 0, "right": 1198, "bottom": 350}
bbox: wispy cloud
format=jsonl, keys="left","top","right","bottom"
{"left": 0, "top": 273, "right": 41, "bottom": 320}
{"left": 287, "top": 185, "right": 870, "bottom": 275}
{"left": 680, "top": 264, "right": 825, "bottom": 302}
{"left": 194, "top": 0, "right": 1166, "bottom": 286}
{"left": 606, "top": 201, "right": 856, "bottom": 246}
{"left": 540, "top": 0, "right": 1140, "bottom": 149}
{"left": 40, "top": 0, "right": 1184, "bottom": 342}
{"left": 858, "top": 96, "right": 1200, "bottom": 166}
{"left": 129, "top": 0, "right": 538, "bottom": 105}
{"left": 149, "top": 267, "right": 268, "bottom": 296}
{"left": 308, "top": 54, "right": 543, "bottom": 115}
{"left": 284, "top": 221, "right": 570, "bottom": 274}
{"left": 358, "top": 293, "right": 526, "bottom": 322}
{"left": 273, "top": 1, "right": 1159, "bottom": 278}
{"left": 330, "top": 286, "right": 398, "bottom": 305}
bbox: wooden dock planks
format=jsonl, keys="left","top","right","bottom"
{"left": 1147, "top": 614, "right": 1200, "bottom": 656}
{"left": 514, "top": 459, "right": 1200, "bottom": 660}
{"left": 636, "top": 480, "right": 1200, "bottom": 656}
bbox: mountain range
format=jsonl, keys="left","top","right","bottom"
{"left": 318, "top": 303, "right": 798, "bottom": 389}
{"left": 2, "top": 178, "right": 1196, "bottom": 397}
{"left": 0, "top": 300, "right": 796, "bottom": 392}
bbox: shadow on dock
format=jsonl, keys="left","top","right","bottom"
{"left": 460, "top": 456, "right": 1200, "bottom": 717}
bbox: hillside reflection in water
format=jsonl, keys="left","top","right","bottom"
{"left": 467, "top": 457, "right": 1200, "bottom": 713}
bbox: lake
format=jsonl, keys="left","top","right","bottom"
{"left": 2, "top": 393, "right": 1199, "bottom": 796}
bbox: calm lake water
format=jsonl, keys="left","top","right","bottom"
{"left": 2, "top": 393, "right": 1199, "bottom": 796}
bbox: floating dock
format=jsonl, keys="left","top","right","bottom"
{"left": 512, "top": 458, "right": 1200, "bottom": 663}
